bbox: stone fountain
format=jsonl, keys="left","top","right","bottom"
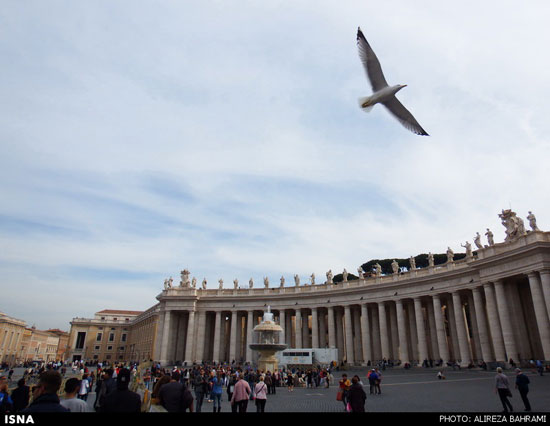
{"left": 248, "top": 306, "right": 287, "bottom": 372}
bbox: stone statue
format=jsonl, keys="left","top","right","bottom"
{"left": 461, "top": 241, "right": 472, "bottom": 258}
{"left": 326, "top": 270, "right": 333, "bottom": 284}
{"left": 180, "top": 269, "right": 191, "bottom": 287}
{"left": 192, "top": 277, "right": 197, "bottom": 288}
{"left": 428, "top": 252, "right": 434, "bottom": 267}
{"left": 342, "top": 269, "right": 348, "bottom": 282}
{"left": 474, "top": 232, "right": 483, "bottom": 249}
{"left": 357, "top": 267, "right": 363, "bottom": 278}
{"left": 218, "top": 278, "right": 223, "bottom": 289}
{"left": 163, "top": 278, "right": 169, "bottom": 289}
{"left": 249, "top": 278, "right": 254, "bottom": 289}
{"left": 201, "top": 278, "right": 206, "bottom": 290}
{"left": 294, "top": 274, "right": 300, "bottom": 286}
{"left": 527, "top": 211, "right": 539, "bottom": 231}
{"left": 409, "top": 256, "right": 416, "bottom": 270}
{"left": 486, "top": 228, "right": 495, "bottom": 246}
{"left": 310, "top": 273, "right": 315, "bottom": 285}
{"left": 167, "top": 277, "right": 173, "bottom": 288}
{"left": 375, "top": 263, "right": 382, "bottom": 276}
{"left": 499, "top": 209, "right": 526, "bottom": 242}
{"left": 391, "top": 260, "right": 399, "bottom": 274}
{"left": 446, "top": 247, "right": 454, "bottom": 263}
{"left": 279, "top": 276, "right": 284, "bottom": 287}
{"left": 234, "top": 278, "right": 240, "bottom": 289}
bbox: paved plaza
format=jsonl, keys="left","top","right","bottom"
{"left": 6, "top": 366, "right": 549, "bottom": 412}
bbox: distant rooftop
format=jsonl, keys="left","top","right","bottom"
{"left": 96, "top": 309, "right": 143, "bottom": 315}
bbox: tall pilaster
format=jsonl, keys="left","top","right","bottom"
{"left": 432, "top": 294, "right": 449, "bottom": 363}
{"left": 471, "top": 287, "right": 493, "bottom": 362}
{"left": 360, "top": 304, "right": 372, "bottom": 365}
{"left": 414, "top": 297, "right": 429, "bottom": 365}
{"left": 451, "top": 292, "right": 472, "bottom": 366}
{"left": 483, "top": 282, "right": 506, "bottom": 362}
{"left": 378, "top": 302, "right": 390, "bottom": 360}
{"left": 344, "top": 305, "right": 355, "bottom": 364}
{"left": 527, "top": 272, "right": 550, "bottom": 359}
{"left": 302, "top": 311, "right": 310, "bottom": 348}
{"left": 336, "top": 310, "right": 345, "bottom": 360}
{"left": 493, "top": 280, "right": 519, "bottom": 362}
{"left": 395, "top": 299, "right": 410, "bottom": 365}
{"left": 159, "top": 310, "right": 172, "bottom": 365}
{"left": 319, "top": 310, "right": 327, "bottom": 348}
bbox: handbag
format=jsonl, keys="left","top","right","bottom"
{"left": 336, "top": 390, "right": 343, "bottom": 401}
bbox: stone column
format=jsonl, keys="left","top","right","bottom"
{"left": 426, "top": 302, "right": 440, "bottom": 360}
{"left": 195, "top": 311, "right": 207, "bottom": 363}
{"left": 432, "top": 294, "right": 449, "bottom": 365}
{"left": 389, "top": 303, "right": 399, "bottom": 360}
{"left": 344, "top": 305, "right": 355, "bottom": 364}
{"left": 327, "top": 306, "right": 336, "bottom": 348}
{"left": 295, "top": 309, "right": 302, "bottom": 349}
{"left": 353, "top": 308, "right": 362, "bottom": 362}
{"left": 246, "top": 311, "right": 254, "bottom": 363}
{"left": 539, "top": 270, "right": 550, "bottom": 320}
{"left": 279, "top": 309, "right": 286, "bottom": 346}
{"left": 378, "top": 302, "right": 390, "bottom": 360}
{"left": 319, "top": 310, "right": 327, "bottom": 348}
{"left": 527, "top": 272, "right": 550, "bottom": 359}
{"left": 372, "top": 307, "right": 381, "bottom": 361}
{"left": 212, "top": 311, "right": 222, "bottom": 364}
{"left": 493, "top": 280, "right": 519, "bottom": 363}
{"left": 360, "top": 304, "right": 372, "bottom": 365}
{"left": 184, "top": 310, "right": 196, "bottom": 365}
{"left": 483, "top": 282, "right": 506, "bottom": 362}
{"left": 406, "top": 303, "right": 417, "bottom": 361}
{"left": 414, "top": 297, "right": 429, "bottom": 365}
{"left": 471, "top": 287, "right": 493, "bottom": 362}
{"left": 395, "top": 299, "right": 410, "bottom": 365}
{"left": 451, "top": 292, "right": 472, "bottom": 367}
{"left": 311, "top": 308, "right": 319, "bottom": 349}
{"left": 302, "top": 311, "right": 310, "bottom": 348}
{"left": 229, "top": 311, "right": 238, "bottom": 363}
{"left": 466, "top": 292, "right": 482, "bottom": 361}
{"left": 336, "top": 310, "right": 345, "bottom": 361}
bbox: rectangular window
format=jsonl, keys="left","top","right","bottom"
{"left": 121, "top": 334, "right": 127, "bottom": 342}
{"left": 94, "top": 346, "right": 100, "bottom": 351}
{"left": 107, "top": 346, "right": 113, "bottom": 351}
{"left": 96, "top": 333, "right": 102, "bottom": 341}
{"left": 75, "top": 332, "right": 86, "bottom": 349}
{"left": 109, "top": 333, "right": 115, "bottom": 342}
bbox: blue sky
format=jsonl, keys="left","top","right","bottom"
{"left": 1, "top": 1, "right": 549, "bottom": 330}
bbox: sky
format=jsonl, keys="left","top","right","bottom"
{"left": 1, "top": 1, "right": 549, "bottom": 331}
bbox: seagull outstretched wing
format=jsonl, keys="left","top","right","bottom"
{"left": 382, "top": 97, "right": 429, "bottom": 136}
{"left": 357, "top": 27, "right": 388, "bottom": 92}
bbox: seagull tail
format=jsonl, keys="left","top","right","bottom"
{"left": 358, "top": 96, "right": 374, "bottom": 113}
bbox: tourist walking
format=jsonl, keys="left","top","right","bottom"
{"left": 78, "top": 373, "right": 90, "bottom": 401}
{"left": 286, "top": 372, "right": 294, "bottom": 392}
{"left": 254, "top": 376, "right": 268, "bottom": 412}
{"left": 210, "top": 372, "right": 223, "bottom": 413}
{"left": 193, "top": 369, "right": 208, "bottom": 413}
{"left": 338, "top": 374, "right": 351, "bottom": 410}
{"left": 494, "top": 367, "right": 513, "bottom": 412}
{"left": 348, "top": 376, "right": 367, "bottom": 412}
{"left": 515, "top": 368, "right": 531, "bottom": 412}
{"left": 230, "top": 376, "right": 251, "bottom": 413}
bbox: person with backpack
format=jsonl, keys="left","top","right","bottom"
{"left": 254, "top": 375, "right": 268, "bottom": 413}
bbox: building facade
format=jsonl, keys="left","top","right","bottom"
{"left": 68, "top": 309, "right": 144, "bottom": 362}
{"left": 0, "top": 312, "right": 27, "bottom": 365}
{"left": 154, "top": 224, "right": 550, "bottom": 368}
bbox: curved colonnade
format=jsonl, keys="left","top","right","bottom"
{"left": 155, "top": 231, "right": 550, "bottom": 367}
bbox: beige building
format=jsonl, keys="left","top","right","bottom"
{"left": 0, "top": 312, "right": 27, "bottom": 365}
{"left": 68, "top": 309, "right": 144, "bottom": 362}
{"left": 153, "top": 210, "right": 550, "bottom": 368}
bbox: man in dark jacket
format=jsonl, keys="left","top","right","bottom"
{"left": 515, "top": 368, "right": 531, "bottom": 412}
{"left": 348, "top": 376, "right": 367, "bottom": 412}
{"left": 10, "top": 378, "right": 30, "bottom": 412}
{"left": 158, "top": 371, "right": 194, "bottom": 412}
{"left": 97, "top": 368, "right": 117, "bottom": 410}
{"left": 21, "top": 371, "right": 69, "bottom": 413}
{"left": 100, "top": 368, "right": 141, "bottom": 412}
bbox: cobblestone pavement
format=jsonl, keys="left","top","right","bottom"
{"left": 5, "top": 367, "right": 550, "bottom": 412}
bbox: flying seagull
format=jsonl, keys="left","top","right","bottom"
{"left": 357, "top": 27, "right": 429, "bottom": 136}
